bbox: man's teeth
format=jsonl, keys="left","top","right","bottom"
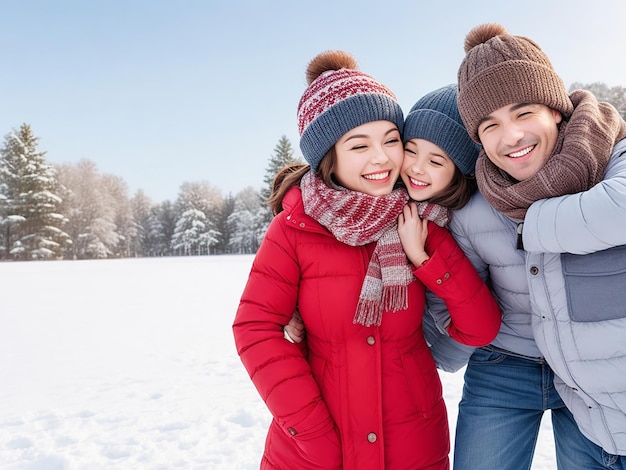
{"left": 509, "top": 146, "right": 533, "bottom": 158}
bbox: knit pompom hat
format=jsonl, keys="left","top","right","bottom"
{"left": 457, "top": 23, "right": 574, "bottom": 142}
{"left": 403, "top": 84, "right": 479, "bottom": 175}
{"left": 297, "top": 50, "right": 404, "bottom": 171}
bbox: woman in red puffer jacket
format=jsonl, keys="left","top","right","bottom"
{"left": 233, "top": 50, "right": 500, "bottom": 470}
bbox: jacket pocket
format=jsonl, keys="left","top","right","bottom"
{"left": 296, "top": 426, "right": 342, "bottom": 468}
{"left": 562, "top": 244, "right": 626, "bottom": 322}
{"left": 400, "top": 351, "right": 442, "bottom": 416}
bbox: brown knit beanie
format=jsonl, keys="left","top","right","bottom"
{"left": 457, "top": 23, "right": 574, "bottom": 142}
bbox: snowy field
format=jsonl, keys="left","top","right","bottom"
{"left": 0, "top": 255, "right": 556, "bottom": 469}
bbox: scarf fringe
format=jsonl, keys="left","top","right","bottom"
{"left": 353, "top": 299, "right": 383, "bottom": 327}
{"left": 382, "top": 285, "right": 409, "bottom": 313}
{"left": 353, "top": 285, "right": 409, "bottom": 327}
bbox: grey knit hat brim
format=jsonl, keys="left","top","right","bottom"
{"left": 403, "top": 108, "right": 480, "bottom": 175}
{"left": 299, "top": 93, "right": 404, "bottom": 171}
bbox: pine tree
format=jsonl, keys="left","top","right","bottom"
{"left": 228, "top": 186, "right": 264, "bottom": 254}
{"left": 261, "top": 136, "right": 299, "bottom": 201}
{"left": 170, "top": 209, "right": 219, "bottom": 256}
{"left": 258, "top": 136, "right": 300, "bottom": 231}
{"left": 130, "top": 189, "right": 153, "bottom": 257}
{"left": 102, "top": 174, "right": 133, "bottom": 258}
{"left": 173, "top": 181, "right": 223, "bottom": 255}
{"left": 0, "top": 124, "right": 70, "bottom": 260}
{"left": 152, "top": 200, "right": 177, "bottom": 256}
{"left": 213, "top": 193, "right": 236, "bottom": 254}
{"left": 228, "top": 209, "right": 258, "bottom": 254}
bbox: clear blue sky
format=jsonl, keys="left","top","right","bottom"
{"left": 1, "top": 0, "right": 623, "bottom": 203}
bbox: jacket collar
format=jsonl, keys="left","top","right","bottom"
{"left": 281, "top": 186, "right": 331, "bottom": 236}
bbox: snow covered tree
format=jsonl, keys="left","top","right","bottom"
{"left": 101, "top": 174, "right": 134, "bottom": 257}
{"left": 213, "top": 193, "right": 236, "bottom": 254}
{"left": 227, "top": 209, "right": 258, "bottom": 254}
{"left": 130, "top": 189, "right": 153, "bottom": 257}
{"left": 228, "top": 186, "right": 264, "bottom": 253}
{"left": 570, "top": 82, "right": 626, "bottom": 119}
{"left": 258, "top": 136, "right": 301, "bottom": 231}
{"left": 170, "top": 209, "right": 218, "bottom": 256}
{"left": 149, "top": 200, "right": 177, "bottom": 256}
{"left": 176, "top": 181, "right": 222, "bottom": 216}
{"left": 261, "top": 136, "right": 300, "bottom": 200}
{"left": 0, "top": 124, "right": 70, "bottom": 260}
{"left": 56, "top": 160, "right": 122, "bottom": 259}
{"left": 172, "top": 181, "right": 222, "bottom": 255}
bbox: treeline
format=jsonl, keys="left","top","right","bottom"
{"left": 1, "top": 82, "right": 623, "bottom": 262}
{"left": 569, "top": 82, "right": 626, "bottom": 117}
{"left": 0, "top": 129, "right": 300, "bottom": 261}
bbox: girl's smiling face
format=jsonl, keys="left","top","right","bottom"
{"left": 401, "top": 138, "right": 456, "bottom": 201}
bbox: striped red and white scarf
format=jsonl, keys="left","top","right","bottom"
{"left": 300, "top": 170, "right": 449, "bottom": 327}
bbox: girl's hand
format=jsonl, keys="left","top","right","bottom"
{"left": 398, "top": 202, "right": 430, "bottom": 267}
{"left": 284, "top": 309, "right": 305, "bottom": 343}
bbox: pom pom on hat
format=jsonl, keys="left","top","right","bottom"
{"left": 297, "top": 50, "right": 404, "bottom": 171}
{"left": 457, "top": 23, "right": 573, "bottom": 142}
{"left": 403, "top": 84, "right": 479, "bottom": 175}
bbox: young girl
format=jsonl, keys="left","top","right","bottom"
{"left": 399, "top": 83, "right": 483, "bottom": 288}
{"left": 232, "top": 53, "right": 500, "bottom": 470}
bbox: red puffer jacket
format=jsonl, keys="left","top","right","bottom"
{"left": 233, "top": 186, "right": 501, "bottom": 469}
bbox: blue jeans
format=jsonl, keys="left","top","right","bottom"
{"left": 453, "top": 346, "right": 624, "bottom": 470}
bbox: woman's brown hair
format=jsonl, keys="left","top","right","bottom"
{"left": 267, "top": 148, "right": 338, "bottom": 215}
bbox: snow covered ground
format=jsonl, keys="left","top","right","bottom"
{"left": 0, "top": 255, "right": 556, "bottom": 469}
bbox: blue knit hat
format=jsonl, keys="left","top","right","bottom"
{"left": 403, "top": 84, "right": 479, "bottom": 175}
{"left": 297, "top": 51, "right": 404, "bottom": 171}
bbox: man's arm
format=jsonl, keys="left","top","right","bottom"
{"left": 523, "top": 139, "right": 626, "bottom": 254}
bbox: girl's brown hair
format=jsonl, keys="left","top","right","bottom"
{"left": 422, "top": 167, "right": 478, "bottom": 211}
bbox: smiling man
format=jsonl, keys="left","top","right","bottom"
{"left": 475, "top": 102, "right": 561, "bottom": 182}
{"left": 431, "top": 22, "right": 626, "bottom": 470}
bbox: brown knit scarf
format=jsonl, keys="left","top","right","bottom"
{"left": 476, "top": 90, "right": 626, "bottom": 219}
{"left": 300, "top": 170, "right": 450, "bottom": 327}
